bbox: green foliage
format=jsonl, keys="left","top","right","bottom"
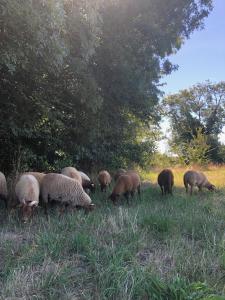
{"left": 165, "top": 81, "right": 225, "bottom": 164}
{"left": 0, "top": 0, "right": 213, "bottom": 173}
{"left": 151, "top": 153, "right": 178, "bottom": 168}
{"left": 172, "top": 128, "right": 210, "bottom": 165}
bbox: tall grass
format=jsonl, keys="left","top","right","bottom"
{"left": 0, "top": 167, "right": 225, "bottom": 299}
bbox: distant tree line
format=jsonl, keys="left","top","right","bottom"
{"left": 0, "top": 0, "right": 213, "bottom": 174}
{"left": 164, "top": 81, "right": 225, "bottom": 165}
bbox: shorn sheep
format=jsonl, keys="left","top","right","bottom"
{"left": 109, "top": 174, "right": 133, "bottom": 204}
{"left": 41, "top": 173, "right": 95, "bottom": 213}
{"left": 61, "top": 167, "right": 82, "bottom": 185}
{"left": 0, "top": 171, "right": 8, "bottom": 208}
{"left": 79, "top": 171, "right": 95, "bottom": 193}
{"left": 157, "top": 169, "right": 174, "bottom": 195}
{"left": 15, "top": 174, "right": 39, "bottom": 222}
{"left": 183, "top": 170, "right": 215, "bottom": 195}
{"left": 98, "top": 170, "right": 112, "bottom": 192}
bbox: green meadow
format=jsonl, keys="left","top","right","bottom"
{"left": 0, "top": 167, "right": 225, "bottom": 299}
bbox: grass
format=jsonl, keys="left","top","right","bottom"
{"left": 0, "top": 167, "right": 225, "bottom": 299}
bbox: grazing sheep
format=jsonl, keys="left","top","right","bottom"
{"left": 98, "top": 170, "right": 112, "bottom": 192}
{"left": 109, "top": 174, "right": 133, "bottom": 204}
{"left": 41, "top": 173, "right": 95, "bottom": 213}
{"left": 0, "top": 171, "right": 8, "bottom": 208}
{"left": 114, "top": 168, "right": 126, "bottom": 181}
{"left": 157, "top": 169, "right": 174, "bottom": 195}
{"left": 61, "top": 167, "right": 82, "bottom": 185}
{"left": 183, "top": 170, "right": 215, "bottom": 195}
{"left": 126, "top": 170, "right": 141, "bottom": 196}
{"left": 15, "top": 174, "right": 39, "bottom": 222}
{"left": 79, "top": 171, "right": 95, "bottom": 193}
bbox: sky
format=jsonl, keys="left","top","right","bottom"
{"left": 158, "top": 0, "right": 225, "bottom": 153}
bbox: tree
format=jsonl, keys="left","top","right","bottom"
{"left": 171, "top": 128, "right": 210, "bottom": 165}
{"left": 164, "top": 81, "right": 225, "bottom": 163}
{"left": 0, "top": 0, "right": 213, "bottom": 173}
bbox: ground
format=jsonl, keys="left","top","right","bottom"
{"left": 0, "top": 166, "right": 225, "bottom": 299}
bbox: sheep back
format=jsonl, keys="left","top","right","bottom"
{"left": 23, "top": 172, "right": 46, "bottom": 187}
{"left": 61, "top": 167, "right": 82, "bottom": 185}
{"left": 114, "top": 168, "right": 126, "bottom": 181}
{"left": 125, "top": 170, "right": 141, "bottom": 194}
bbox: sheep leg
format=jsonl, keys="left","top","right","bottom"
{"left": 160, "top": 186, "right": 164, "bottom": 195}
{"left": 124, "top": 192, "right": 130, "bottom": 204}
{"left": 137, "top": 185, "right": 141, "bottom": 196}
{"left": 190, "top": 185, "right": 193, "bottom": 196}
{"left": 130, "top": 190, "right": 135, "bottom": 197}
{"left": 184, "top": 183, "right": 188, "bottom": 194}
{"left": 3, "top": 196, "right": 7, "bottom": 209}
{"left": 43, "top": 202, "right": 48, "bottom": 216}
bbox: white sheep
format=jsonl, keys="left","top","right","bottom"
{"left": 0, "top": 171, "right": 8, "bottom": 208}
{"left": 15, "top": 174, "right": 39, "bottom": 221}
{"left": 41, "top": 173, "right": 95, "bottom": 213}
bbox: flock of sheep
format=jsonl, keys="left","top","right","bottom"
{"left": 157, "top": 169, "right": 215, "bottom": 195}
{"left": 0, "top": 166, "right": 215, "bottom": 222}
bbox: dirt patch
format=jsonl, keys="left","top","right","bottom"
{"left": 136, "top": 247, "right": 175, "bottom": 277}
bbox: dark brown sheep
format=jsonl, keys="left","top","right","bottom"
{"left": 157, "top": 169, "right": 174, "bottom": 195}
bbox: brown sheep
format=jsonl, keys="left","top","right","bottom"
{"left": 183, "top": 170, "right": 215, "bottom": 195}
{"left": 157, "top": 169, "right": 174, "bottom": 195}
{"left": 98, "top": 170, "right": 112, "bottom": 192}
{"left": 61, "top": 167, "right": 82, "bottom": 185}
{"left": 126, "top": 170, "right": 141, "bottom": 196}
{"left": 109, "top": 175, "right": 133, "bottom": 204}
{"left": 114, "top": 168, "right": 126, "bottom": 181}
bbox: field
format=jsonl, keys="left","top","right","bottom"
{"left": 1, "top": 167, "right": 225, "bottom": 299}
